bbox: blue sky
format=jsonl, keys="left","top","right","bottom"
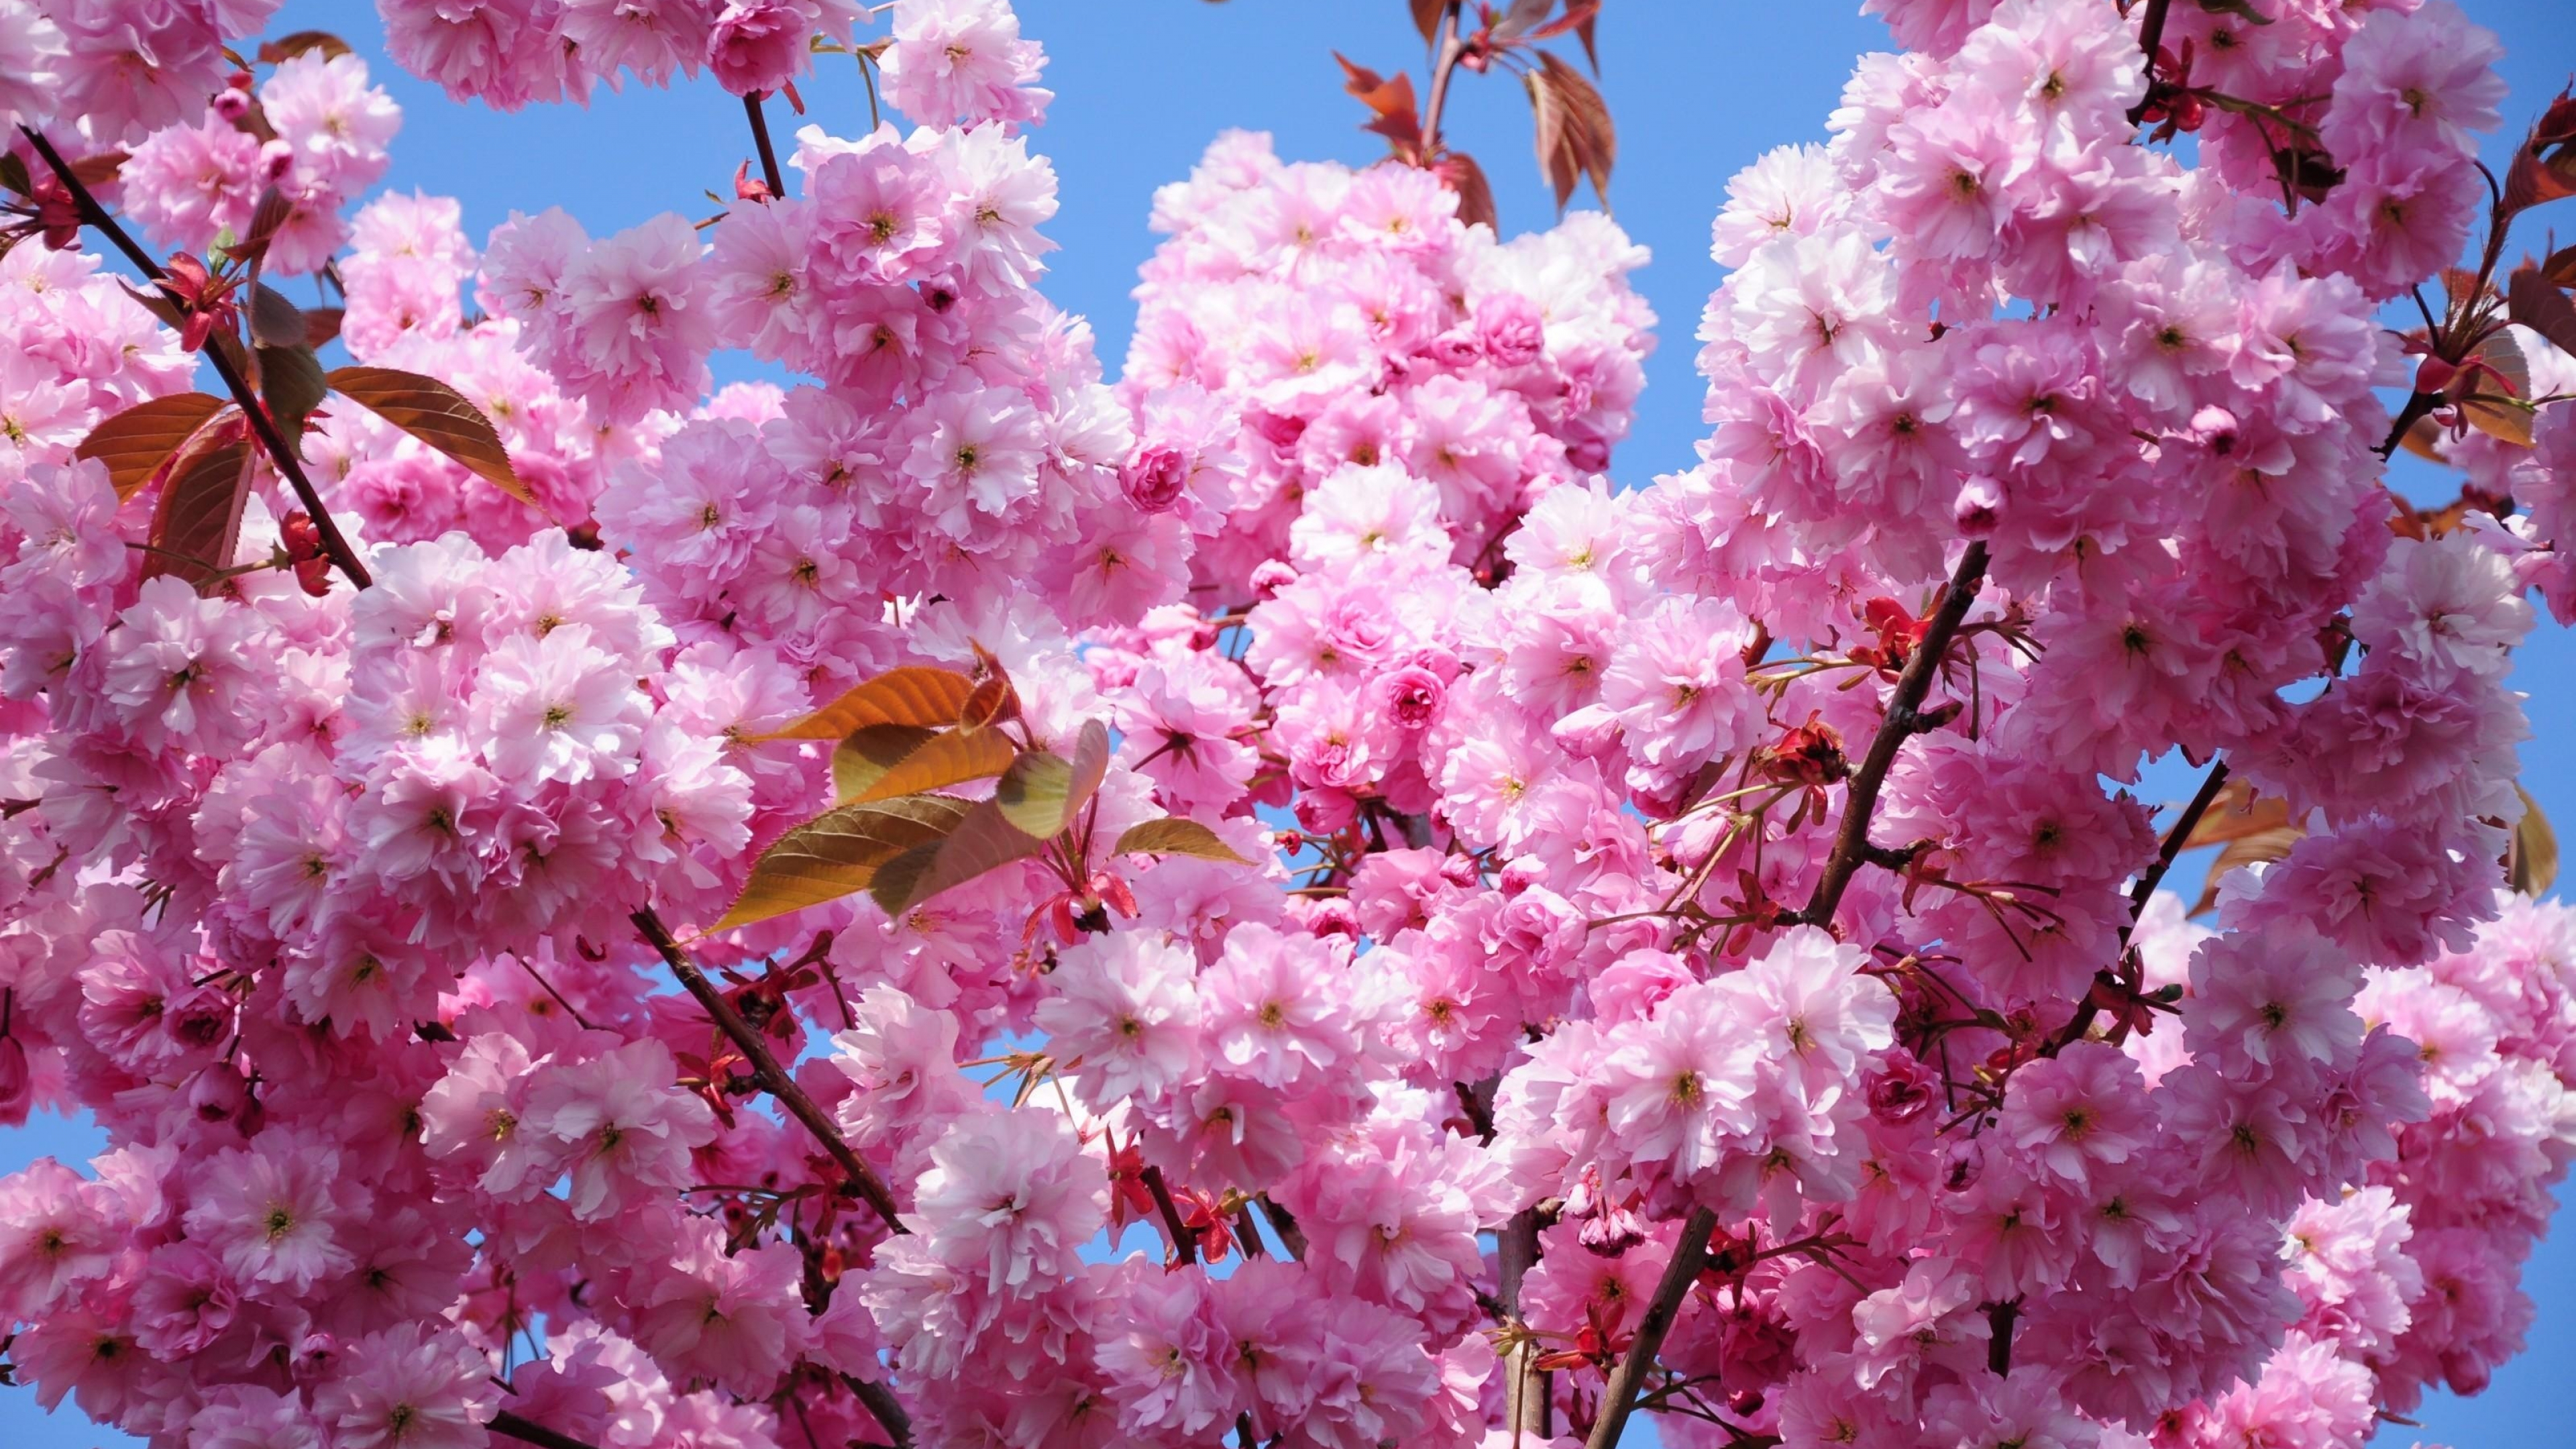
{"left": 4, "top": 1, "right": 2573, "bottom": 1444}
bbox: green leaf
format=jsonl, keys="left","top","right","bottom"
{"left": 831, "top": 724, "right": 940, "bottom": 803}
{"left": 75, "top": 392, "right": 230, "bottom": 501}
{"left": 845, "top": 725, "right": 1019, "bottom": 805}
{"left": 994, "top": 719, "right": 1110, "bottom": 839}
{"left": 1113, "top": 817, "right": 1254, "bottom": 865}
{"left": 753, "top": 666, "right": 981, "bottom": 742}
{"left": 712, "top": 795, "right": 975, "bottom": 931}
{"left": 324, "top": 364, "right": 535, "bottom": 504}
{"left": 868, "top": 799, "right": 1050, "bottom": 916}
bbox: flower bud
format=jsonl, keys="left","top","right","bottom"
{"left": 1953, "top": 475, "right": 2004, "bottom": 535}
{"left": 1476, "top": 292, "right": 1546, "bottom": 369}
{"left": 1120, "top": 444, "right": 1189, "bottom": 513}
{"left": 0, "top": 1036, "right": 30, "bottom": 1127}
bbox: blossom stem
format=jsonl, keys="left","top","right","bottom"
{"left": 841, "top": 1373, "right": 915, "bottom": 1449}
{"left": 1582, "top": 1204, "right": 1719, "bottom": 1449}
{"left": 745, "top": 92, "right": 789, "bottom": 199}
{"left": 489, "top": 1410, "right": 605, "bottom": 1449}
{"left": 2125, "top": 0, "right": 2174, "bottom": 127}
{"left": 629, "top": 907, "right": 908, "bottom": 1234}
{"left": 1420, "top": 1, "right": 1467, "bottom": 156}
{"left": 1801, "top": 542, "right": 1990, "bottom": 930}
{"left": 1140, "top": 1162, "right": 1199, "bottom": 1266}
{"left": 2124, "top": 758, "right": 2229, "bottom": 928}
{"left": 17, "top": 124, "right": 373, "bottom": 591}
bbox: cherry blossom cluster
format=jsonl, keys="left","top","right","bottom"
{"left": 0, "top": 2, "right": 2572, "bottom": 1449}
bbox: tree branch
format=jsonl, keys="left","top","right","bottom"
{"left": 2045, "top": 757, "right": 2229, "bottom": 1056}
{"left": 629, "top": 907, "right": 906, "bottom": 1234}
{"left": 2125, "top": 759, "right": 2229, "bottom": 929}
{"left": 744, "top": 92, "right": 788, "bottom": 199}
{"left": 1582, "top": 1205, "right": 1717, "bottom": 1449}
{"left": 1801, "top": 542, "right": 1990, "bottom": 929}
{"left": 2125, "top": 0, "right": 2174, "bottom": 127}
{"left": 19, "top": 124, "right": 372, "bottom": 591}
{"left": 490, "top": 1411, "right": 604, "bottom": 1449}
{"left": 1419, "top": 1, "right": 1467, "bottom": 155}
{"left": 841, "top": 1374, "right": 914, "bottom": 1449}
{"left": 1139, "top": 1163, "right": 1198, "bottom": 1267}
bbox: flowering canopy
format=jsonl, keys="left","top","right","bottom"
{"left": 1, "top": 3, "right": 2575, "bottom": 1449}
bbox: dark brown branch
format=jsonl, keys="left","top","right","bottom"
{"left": 1986, "top": 1299, "right": 2020, "bottom": 1376}
{"left": 630, "top": 907, "right": 906, "bottom": 1234}
{"left": 1801, "top": 542, "right": 1990, "bottom": 930}
{"left": 2125, "top": 0, "right": 2174, "bottom": 127}
{"left": 1139, "top": 1163, "right": 1197, "bottom": 1267}
{"left": 841, "top": 1374, "right": 914, "bottom": 1449}
{"left": 2126, "top": 759, "right": 2229, "bottom": 928}
{"left": 20, "top": 124, "right": 372, "bottom": 591}
{"left": 2045, "top": 757, "right": 2230, "bottom": 1056}
{"left": 744, "top": 92, "right": 788, "bottom": 199}
{"left": 2376, "top": 390, "right": 2440, "bottom": 460}
{"left": 490, "top": 1411, "right": 603, "bottom": 1449}
{"left": 1582, "top": 1205, "right": 1717, "bottom": 1449}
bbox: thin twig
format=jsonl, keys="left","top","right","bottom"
{"left": 1801, "top": 543, "right": 1990, "bottom": 929}
{"left": 18, "top": 124, "right": 372, "bottom": 590}
{"left": 1420, "top": 1, "right": 1468, "bottom": 155}
{"left": 2125, "top": 759, "right": 2229, "bottom": 928}
{"left": 1582, "top": 1205, "right": 1718, "bottom": 1449}
{"left": 630, "top": 907, "right": 906, "bottom": 1234}
{"left": 744, "top": 92, "right": 788, "bottom": 198}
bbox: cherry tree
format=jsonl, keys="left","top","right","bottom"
{"left": 1, "top": 3, "right": 2574, "bottom": 1449}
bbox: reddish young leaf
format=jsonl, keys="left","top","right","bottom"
{"left": 325, "top": 365, "right": 535, "bottom": 504}
{"left": 1525, "top": 51, "right": 1614, "bottom": 211}
{"left": 2511, "top": 784, "right": 2559, "bottom": 898}
{"left": 2459, "top": 329, "right": 2535, "bottom": 448}
{"left": 831, "top": 723, "right": 942, "bottom": 803}
{"left": 753, "top": 666, "right": 981, "bottom": 741}
{"left": 843, "top": 726, "right": 1019, "bottom": 806}
{"left": 302, "top": 307, "right": 345, "bottom": 350}
{"left": 256, "top": 31, "right": 353, "bottom": 62}
{"left": 958, "top": 672, "right": 1021, "bottom": 731}
{"left": 258, "top": 343, "right": 329, "bottom": 445}
{"left": 1487, "top": 0, "right": 1558, "bottom": 43}
{"left": 74, "top": 392, "right": 230, "bottom": 501}
{"left": 1336, "top": 52, "right": 1424, "bottom": 154}
{"left": 1528, "top": 0, "right": 1602, "bottom": 62}
{"left": 2508, "top": 266, "right": 2576, "bottom": 360}
{"left": 1433, "top": 149, "right": 1499, "bottom": 231}
{"left": 2505, "top": 86, "right": 2576, "bottom": 213}
{"left": 248, "top": 283, "right": 307, "bottom": 349}
{"left": 236, "top": 187, "right": 292, "bottom": 266}
{"left": 1113, "top": 817, "right": 1254, "bottom": 865}
{"left": 992, "top": 720, "right": 1111, "bottom": 839}
{"left": 868, "top": 798, "right": 1051, "bottom": 916}
{"left": 146, "top": 427, "right": 258, "bottom": 590}
{"left": 66, "top": 150, "right": 125, "bottom": 189}
{"left": 712, "top": 796, "right": 975, "bottom": 931}
{"left": 1411, "top": 0, "right": 1450, "bottom": 42}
